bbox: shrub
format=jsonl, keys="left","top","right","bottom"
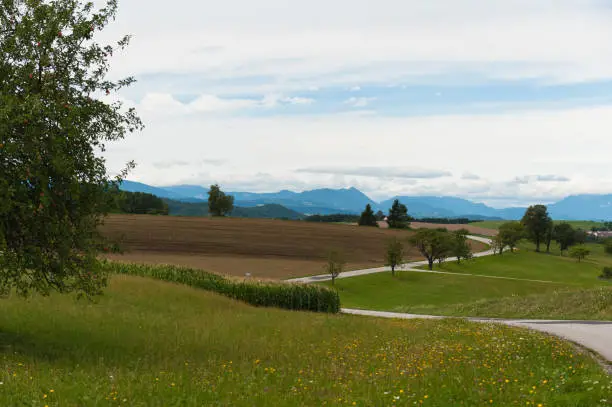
{"left": 102, "top": 262, "right": 340, "bottom": 313}
{"left": 600, "top": 267, "right": 612, "bottom": 280}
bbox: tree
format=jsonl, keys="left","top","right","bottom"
{"left": 569, "top": 246, "right": 590, "bottom": 262}
{"left": 553, "top": 223, "right": 576, "bottom": 253}
{"left": 452, "top": 229, "right": 472, "bottom": 263}
{"left": 0, "top": 0, "right": 142, "bottom": 298}
{"left": 498, "top": 222, "right": 524, "bottom": 253}
{"left": 208, "top": 184, "right": 234, "bottom": 217}
{"left": 521, "top": 205, "right": 551, "bottom": 252}
{"left": 408, "top": 229, "right": 451, "bottom": 270}
{"left": 358, "top": 204, "right": 378, "bottom": 227}
{"left": 385, "top": 237, "right": 404, "bottom": 276}
{"left": 375, "top": 210, "right": 385, "bottom": 221}
{"left": 325, "top": 250, "right": 346, "bottom": 285}
{"left": 387, "top": 199, "right": 410, "bottom": 229}
{"left": 490, "top": 234, "right": 504, "bottom": 255}
{"left": 544, "top": 218, "right": 554, "bottom": 253}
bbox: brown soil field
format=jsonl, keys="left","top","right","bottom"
{"left": 377, "top": 220, "right": 497, "bottom": 236}
{"left": 100, "top": 215, "right": 488, "bottom": 279}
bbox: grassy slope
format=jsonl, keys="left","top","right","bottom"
{"left": 329, "top": 242, "right": 612, "bottom": 319}
{"left": 1, "top": 275, "right": 610, "bottom": 406}
{"left": 324, "top": 272, "right": 570, "bottom": 312}
{"left": 420, "top": 243, "right": 611, "bottom": 286}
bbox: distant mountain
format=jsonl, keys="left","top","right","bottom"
{"left": 548, "top": 194, "right": 612, "bottom": 221}
{"left": 119, "top": 180, "right": 612, "bottom": 221}
{"left": 119, "top": 180, "right": 185, "bottom": 200}
{"left": 165, "top": 199, "right": 304, "bottom": 220}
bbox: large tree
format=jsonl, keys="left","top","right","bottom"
{"left": 385, "top": 237, "right": 404, "bottom": 276}
{"left": 521, "top": 205, "right": 551, "bottom": 252}
{"left": 0, "top": 0, "right": 142, "bottom": 297}
{"left": 408, "top": 229, "right": 451, "bottom": 270}
{"left": 387, "top": 199, "right": 410, "bottom": 229}
{"left": 553, "top": 223, "right": 577, "bottom": 253}
{"left": 208, "top": 184, "right": 234, "bottom": 217}
{"left": 452, "top": 229, "right": 472, "bottom": 264}
{"left": 358, "top": 204, "right": 378, "bottom": 227}
{"left": 498, "top": 221, "right": 524, "bottom": 253}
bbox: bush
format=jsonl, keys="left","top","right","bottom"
{"left": 102, "top": 262, "right": 340, "bottom": 313}
{"left": 600, "top": 267, "right": 612, "bottom": 280}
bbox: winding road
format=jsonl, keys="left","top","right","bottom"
{"left": 288, "top": 235, "right": 612, "bottom": 364}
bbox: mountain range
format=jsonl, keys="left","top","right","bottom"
{"left": 119, "top": 180, "right": 612, "bottom": 221}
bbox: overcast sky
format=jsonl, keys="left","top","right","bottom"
{"left": 101, "top": 0, "right": 612, "bottom": 207}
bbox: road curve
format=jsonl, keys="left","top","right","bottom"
{"left": 342, "top": 308, "right": 612, "bottom": 363}
{"left": 286, "top": 235, "right": 612, "bottom": 365}
{"left": 288, "top": 235, "right": 494, "bottom": 283}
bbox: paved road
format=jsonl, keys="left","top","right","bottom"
{"left": 342, "top": 308, "right": 612, "bottom": 363}
{"left": 288, "top": 235, "right": 494, "bottom": 283}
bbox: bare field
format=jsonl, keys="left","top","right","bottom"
{"left": 409, "top": 221, "right": 498, "bottom": 236}
{"left": 99, "top": 215, "right": 490, "bottom": 279}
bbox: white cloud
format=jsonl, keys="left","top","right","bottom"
{"left": 105, "top": 104, "right": 612, "bottom": 206}
{"left": 297, "top": 166, "right": 451, "bottom": 179}
{"left": 101, "top": 0, "right": 612, "bottom": 93}
{"left": 343, "top": 97, "right": 377, "bottom": 108}
{"left": 461, "top": 172, "right": 481, "bottom": 180}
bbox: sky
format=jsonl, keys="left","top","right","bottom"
{"left": 100, "top": 0, "right": 612, "bottom": 208}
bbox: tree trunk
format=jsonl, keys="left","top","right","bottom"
{"left": 391, "top": 265, "right": 395, "bottom": 276}
{"left": 428, "top": 258, "right": 434, "bottom": 270}
{"left": 535, "top": 237, "right": 540, "bottom": 252}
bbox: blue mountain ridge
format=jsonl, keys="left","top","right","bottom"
{"left": 119, "top": 181, "right": 612, "bottom": 221}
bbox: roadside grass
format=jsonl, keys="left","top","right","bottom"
{"left": 399, "top": 287, "right": 612, "bottom": 320}
{"left": 419, "top": 242, "right": 612, "bottom": 286}
{"left": 476, "top": 220, "right": 604, "bottom": 231}
{"left": 1, "top": 275, "right": 610, "bottom": 406}
{"left": 322, "top": 271, "right": 570, "bottom": 312}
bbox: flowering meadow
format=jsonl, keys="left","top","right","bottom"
{"left": 0, "top": 275, "right": 609, "bottom": 406}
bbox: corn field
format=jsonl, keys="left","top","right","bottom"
{"left": 102, "top": 261, "right": 340, "bottom": 313}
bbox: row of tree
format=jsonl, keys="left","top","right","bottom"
{"left": 358, "top": 200, "right": 412, "bottom": 228}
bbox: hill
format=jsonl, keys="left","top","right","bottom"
{"left": 2, "top": 274, "right": 608, "bottom": 405}
{"left": 120, "top": 180, "right": 612, "bottom": 220}
{"left": 99, "top": 215, "right": 449, "bottom": 279}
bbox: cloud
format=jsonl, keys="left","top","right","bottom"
{"left": 349, "top": 86, "right": 361, "bottom": 91}
{"left": 296, "top": 166, "right": 452, "bottom": 179}
{"left": 105, "top": 105, "right": 612, "bottom": 207}
{"left": 152, "top": 160, "right": 191, "bottom": 169}
{"left": 461, "top": 172, "right": 481, "bottom": 180}
{"left": 102, "top": 0, "right": 612, "bottom": 94}
{"left": 536, "top": 174, "right": 571, "bottom": 182}
{"left": 201, "top": 158, "right": 227, "bottom": 166}
{"left": 343, "top": 97, "right": 377, "bottom": 108}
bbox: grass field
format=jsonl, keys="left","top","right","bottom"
{"left": 1, "top": 275, "right": 610, "bottom": 406}
{"left": 100, "top": 214, "right": 487, "bottom": 279}
{"left": 476, "top": 220, "right": 604, "bottom": 231}
{"left": 327, "top": 242, "right": 612, "bottom": 319}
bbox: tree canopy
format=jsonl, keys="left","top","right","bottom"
{"left": 521, "top": 205, "right": 551, "bottom": 252}
{"left": 387, "top": 199, "right": 410, "bottom": 229}
{"left": 358, "top": 204, "right": 378, "bottom": 227}
{"left": 207, "top": 184, "right": 234, "bottom": 217}
{"left": 498, "top": 221, "right": 524, "bottom": 253}
{"left": 0, "top": 0, "right": 142, "bottom": 297}
{"left": 408, "top": 229, "right": 452, "bottom": 270}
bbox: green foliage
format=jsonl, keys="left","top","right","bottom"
{"left": 0, "top": 0, "right": 142, "bottom": 297}
{"left": 207, "top": 184, "right": 234, "bottom": 217}
{"left": 325, "top": 249, "right": 346, "bottom": 285}
{"left": 408, "top": 229, "right": 452, "bottom": 270}
{"left": 553, "top": 222, "right": 578, "bottom": 252}
{"left": 110, "top": 189, "right": 168, "bottom": 215}
{"left": 490, "top": 234, "right": 505, "bottom": 255}
{"left": 498, "top": 221, "right": 524, "bottom": 252}
{"left": 521, "top": 205, "right": 551, "bottom": 252}
{"left": 104, "top": 262, "right": 340, "bottom": 313}
{"left": 374, "top": 210, "right": 385, "bottom": 221}
{"left": 600, "top": 267, "right": 612, "bottom": 280}
{"left": 358, "top": 204, "right": 378, "bottom": 227}
{"left": 387, "top": 199, "right": 410, "bottom": 229}
{"left": 452, "top": 229, "right": 472, "bottom": 263}
{"left": 569, "top": 246, "right": 591, "bottom": 263}
{"left": 384, "top": 237, "right": 404, "bottom": 275}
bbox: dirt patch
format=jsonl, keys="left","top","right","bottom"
{"left": 100, "top": 215, "right": 491, "bottom": 279}
{"left": 406, "top": 222, "right": 497, "bottom": 236}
